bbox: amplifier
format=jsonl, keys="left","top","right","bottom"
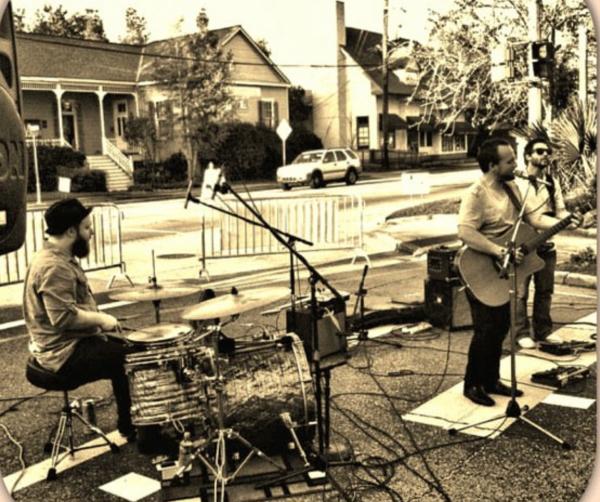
{"left": 286, "top": 297, "right": 347, "bottom": 359}
{"left": 427, "top": 246, "right": 459, "bottom": 281}
{"left": 424, "top": 278, "right": 472, "bottom": 331}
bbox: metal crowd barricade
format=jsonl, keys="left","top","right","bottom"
{"left": 199, "top": 194, "right": 368, "bottom": 263}
{"left": 0, "top": 203, "right": 131, "bottom": 287}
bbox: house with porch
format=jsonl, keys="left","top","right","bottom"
{"left": 288, "top": 1, "right": 475, "bottom": 167}
{"left": 16, "top": 26, "right": 290, "bottom": 191}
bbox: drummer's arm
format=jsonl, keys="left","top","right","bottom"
{"left": 39, "top": 264, "right": 119, "bottom": 336}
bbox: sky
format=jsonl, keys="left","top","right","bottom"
{"left": 12, "top": 0, "right": 452, "bottom": 64}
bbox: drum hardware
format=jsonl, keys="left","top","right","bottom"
{"left": 185, "top": 175, "right": 352, "bottom": 501}
{"left": 174, "top": 322, "right": 287, "bottom": 501}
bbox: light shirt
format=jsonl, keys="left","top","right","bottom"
{"left": 458, "top": 175, "right": 526, "bottom": 239}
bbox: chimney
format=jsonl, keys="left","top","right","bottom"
{"left": 336, "top": 1, "right": 346, "bottom": 47}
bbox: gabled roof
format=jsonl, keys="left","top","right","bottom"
{"left": 343, "top": 27, "right": 414, "bottom": 96}
{"left": 16, "top": 33, "right": 143, "bottom": 82}
{"left": 16, "top": 26, "right": 290, "bottom": 86}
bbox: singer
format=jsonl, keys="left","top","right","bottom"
{"left": 456, "top": 139, "right": 578, "bottom": 407}
{"left": 513, "top": 138, "right": 576, "bottom": 349}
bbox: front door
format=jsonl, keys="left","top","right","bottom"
{"left": 113, "top": 99, "right": 129, "bottom": 150}
{"left": 61, "top": 101, "right": 78, "bottom": 150}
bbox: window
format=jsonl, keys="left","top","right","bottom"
{"left": 155, "top": 100, "right": 173, "bottom": 138}
{"left": 345, "top": 149, "right": 358, "bottom": 160}
{"left": 117, "top": 103, "right": 127, "bottom": 113}
{"left": 334, "top": 150, "right": 347, "bottom": 161}
{"left": 356, "top": 116, "right": 369, "bottom": 149}
{"left": 419, "top": 130, "right": 433, "bottom": 147}
{"left": 259, "top": 99, "right": 278, "bottom": 128}
{"left": 442, "top": 135, "right": 454, "bottom": 152}
{"left": 454, "top": 134, "right": 466, "bottom": 151}
{"left": 323, "top": 151, "right": 335, "bottom": 163}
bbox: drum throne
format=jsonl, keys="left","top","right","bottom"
{"left": 25, "top": 357, "right": 119, "bottom": 481}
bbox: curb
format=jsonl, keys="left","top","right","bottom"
{"left": 555, "top": 271, "right": 596, "bottom": 289}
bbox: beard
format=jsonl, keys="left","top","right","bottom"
{"left": 72, "top": 233, "right": 90, "bottom": 258}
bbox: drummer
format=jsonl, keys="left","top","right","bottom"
{"left": 23, "top": 198, "right": 173, "bottom": 453}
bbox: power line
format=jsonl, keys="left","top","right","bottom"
{"left": 21, "top": 34, "right": 391, "bottom": 70}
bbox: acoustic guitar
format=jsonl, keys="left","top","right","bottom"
{"left": 456, "top": 208, "right": 588, "bottom": 307}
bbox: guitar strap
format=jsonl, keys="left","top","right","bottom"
{"left": 501, "top": 182, "right": 523, "bottom": 213}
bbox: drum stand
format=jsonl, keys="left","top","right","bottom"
{"left": 176, "top": 323, "right": 286, "bottom": 502}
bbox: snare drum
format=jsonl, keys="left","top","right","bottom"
{"left": 208, "top": 333, "right": 315, "bottom": 454}
{"left": 124, "top": 324, "right": 211, "bottom": 426}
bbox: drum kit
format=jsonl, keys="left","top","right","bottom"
{"left": 108, "top": 279, "right": 317, "bottom": 500}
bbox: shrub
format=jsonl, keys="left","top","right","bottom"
{"left": 27, "top": 145, "right": 86, "bottom": 192}
{"left": 214, "top": 122, "right": 267, "bottom": 181}
{"left": 71, "top": 170, "right": 107, "bottom": 192}
{"left": 162, "top": 152, "right": 188, "bottom": 181}
{"left": 285, "top": 126, "right": 323, "bottom": 164}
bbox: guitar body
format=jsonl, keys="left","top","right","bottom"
{"left": 456, "top": 223, "right": 546, "bottom": 307}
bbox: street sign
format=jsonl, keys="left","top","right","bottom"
{"left": 276, "top": 119, "right": 292, "bottom": 141}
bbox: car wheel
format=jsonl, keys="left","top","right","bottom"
{"left": 281, "top": 183, "right": 292, "bottom": 191}
{"left": 310, "top": 171, "right": 324, "bottom": 189}
{"left": 345, "top": 168, "right": 358, "bottom": 185}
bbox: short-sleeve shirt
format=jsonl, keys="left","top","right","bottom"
{"left": 458, "top": 176, "right": 523, "bottom": 238}
{"left": 23, "top": 242, "right": 99, "bottom": 372}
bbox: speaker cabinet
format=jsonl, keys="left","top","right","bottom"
{"left": 425, "top": 278, "right": 472, "bottom": 331}
{"left": 286, "top": 298, "right": 347, "bottom": 359}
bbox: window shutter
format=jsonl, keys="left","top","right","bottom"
{"left": 274, "top": 101, "right": 279, "bottom": 127}
{"left": 258, "top": 100, "right": 264, "bottom": 126}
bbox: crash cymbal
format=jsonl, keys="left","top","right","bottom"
{"left": 108, "top": 282, "right": 203, "bottom": 302}
{"left": 181, "top": 286, "right": 289, "bottom": 321}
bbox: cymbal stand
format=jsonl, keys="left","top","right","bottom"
{"left": 176, "top": 323, "right": 286, "bottom": 502}
{"left": 147, "top": 249, "right": 162, "bottom": 324}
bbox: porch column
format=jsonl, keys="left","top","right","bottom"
{"left": 132, "top": 93, "right": 139, "bottom": 116}
{"left": 96, "top": 86, "right": 107, "bottom": 154}
{"left": 53, "top": 86, "right": 64, "bottom": 144}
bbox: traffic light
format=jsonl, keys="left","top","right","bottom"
{"left": 531, "top": 41, "right": 554, "bottom": 79}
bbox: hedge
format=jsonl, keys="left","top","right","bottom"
{"left": 27, "top": 145, "right": 86, "bottom": 192}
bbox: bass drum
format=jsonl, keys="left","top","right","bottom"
{"left": 212, "top": 333, "right": 315, "bottom": 454}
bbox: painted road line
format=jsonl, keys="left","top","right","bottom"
{"left": 3, "top": 430, "right": 127, "bottom": 494}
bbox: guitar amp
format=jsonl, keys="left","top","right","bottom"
{"left": 424, "top": 278, "right": 472, "bottom": 331}
{"left": 427, "top": 246, "right": 459, "bottom": 281}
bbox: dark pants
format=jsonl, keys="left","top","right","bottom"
{"left": 464, "top": 291, "right": 510, "bottom": 389}
{"left": 515, "top": 248, "right": 557, "bottom": 340}
{"left": 57, "top": 337, "right": 135, "bottom": 434}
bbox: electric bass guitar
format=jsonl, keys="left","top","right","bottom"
{"left": 456, "top": 207, "right": 589, "bottom": 307}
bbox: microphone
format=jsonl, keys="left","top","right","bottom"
{"left": 183, "top": 179, "right": 199, "bottom": 209}
{"left": 513, "top": 170, "right": 553, "bottom": 187}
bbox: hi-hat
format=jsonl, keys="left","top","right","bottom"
{"left": 109, "top": 282, "right": 203, "bottom": 302}
{"left": 181, "top": 287, "right": 289, "bottom": 321}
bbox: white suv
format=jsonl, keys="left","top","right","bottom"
{"left": 276, "top": 148, "right": 362, "bottom": 190}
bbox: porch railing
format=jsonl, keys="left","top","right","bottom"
{"left": 25, "top": 138, "right": 72, "bottom": 148}
{"left": 103, "top": 137, "right": 133, "bottom": 177}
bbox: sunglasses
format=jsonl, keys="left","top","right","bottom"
{"left": 534, "top": 148, "right": 552, "bottom": 155}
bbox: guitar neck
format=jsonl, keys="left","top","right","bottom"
{"left": 523, "top": 215, "right": 572, "bottom": 252}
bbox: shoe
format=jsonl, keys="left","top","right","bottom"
{"left": 485, "top": 380, "right": 523, "bottom": 397}
{"left": 518, "top": 337, "right": 536, "bottom": 349}
{"left": 463, "top": 385, "right": 495, "bottom": 407}
{"left": 542, "top": 333, "right": 563, "bottom": 343}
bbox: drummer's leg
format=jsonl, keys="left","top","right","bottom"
{"left": 58, "top": 337, "right": 134, "bottom": 436}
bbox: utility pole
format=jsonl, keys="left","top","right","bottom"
{"left": 578, "top": 24, "right": 588, "bottom": 108}
{"left": 382, "top": 0, "right": 390, "bottom": 169}
{"left": 527, "top": 0, "right": 543, "bottom": 126}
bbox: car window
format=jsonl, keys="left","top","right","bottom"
{"left": 334, "top": 151, "right": 347, "bottom": 161}
{"left": 323, "top": 152, "right": 335, "bottom": 163}
{"left": 293, "top": 152, "right": 323, "bottom": 164}
{"left": 345, "top": 149, "right": 358, "bottom": 160}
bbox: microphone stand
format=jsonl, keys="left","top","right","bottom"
{"left": 186, "top": 183, "right": 352, "bottom": 500}
{"left": 449, "top": 181, "right": 571, "bottom": 449}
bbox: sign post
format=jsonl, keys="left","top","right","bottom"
{"left": 276, "top": 119, "right": 292, "bottom": 166}
{"left": 27, "top": 124, "right": 41, "bottom": 204}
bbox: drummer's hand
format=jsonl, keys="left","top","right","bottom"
{"left": 98, "top": 312, "right": 121, "bottom": 332}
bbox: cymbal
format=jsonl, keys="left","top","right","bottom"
{"left": 124, "top": 323, "right": 191, "bottom": 344}
{"left": 181, "top": 286, "right": 289, "bottom": 321}
{"left": 109, "top": 282, "right": 203, "bottom": 302}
